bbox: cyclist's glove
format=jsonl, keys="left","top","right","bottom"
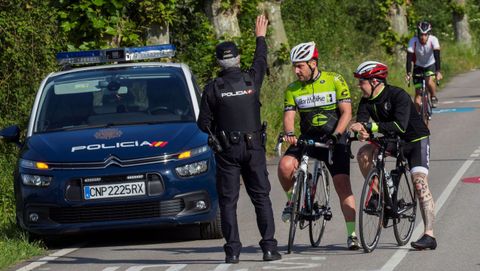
{"left": 327, "top": 132, "right": 341, "bottom": 146}
{"left": 361, "top": 122, "right": 373, "bottom": 134}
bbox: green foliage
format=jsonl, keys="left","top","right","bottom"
{"left": 282, "top": 0, "right": 384, "bottom": 61}
{"left": 0, "top": 0, "right": 62, "bottom": 230}
{"left": 57, "top": 0, "right": 136, "bottom": 49}
{"left": 408, "top": 0, "right": 455, "bottom": 41}
{"left": 170, "top": 0, "right": 218, "bottom": 85}
{"left": 56, "top": 0, "right": 177, "bottom": 50}
{"left": 0, "top": 1, "right": 59, "bottom": 267}
{"left": 0, "top": 1, "right": 480, "bottom": 269}
{"left": 450, "top": 1, "right": 467, "bottom": 16}
{"left": 467, "top": 0, "right": 480, "bottom": 45}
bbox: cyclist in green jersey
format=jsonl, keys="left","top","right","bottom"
{"left": 277, "top": 42, "right": 359, "bottom": 250}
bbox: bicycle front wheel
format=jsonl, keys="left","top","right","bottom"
{"left": 287, "top": 171, "right": 305, "bottom": 254}
{"left": 359, "top": 168, "right": 384, "bottom": 253}
{"left": 309, "top": 161, "right": 330, "bottom": 247}
{"left": 393, "top": 165, "right": 417, "bottom": 245}
{"left": 420, "top": 92, "right": 430, "bottom": 126}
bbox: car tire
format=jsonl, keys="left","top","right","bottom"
{"left": 200, "top": 209, "right": 223, "bottom": 239}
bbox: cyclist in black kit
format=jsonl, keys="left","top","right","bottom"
{"left": 350, "top": 61, "right": 438, "bottom": 250}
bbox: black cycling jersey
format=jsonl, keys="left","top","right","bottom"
{"left": 356, "top": 84, "right": 430, "bottom": 142}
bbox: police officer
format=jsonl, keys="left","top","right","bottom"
{"left": 197, "top": 15, "right": 281, "bottom": 264}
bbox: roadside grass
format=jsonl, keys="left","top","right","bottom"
{"left": 0, "top": 222, "right": 44, "bottom": 270}
{"left": 0, "top": 42, "right": 478, "bottom": 271}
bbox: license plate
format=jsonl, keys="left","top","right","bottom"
{"left": 83, "top": 181, "right": 146, "bottom": 200}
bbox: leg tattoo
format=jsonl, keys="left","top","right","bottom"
{"left": 413, "top": 173, "right": 435, "bottom": 233}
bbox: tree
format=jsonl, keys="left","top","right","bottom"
{"left": 139, "top": 1, "right": 177, "bottom": 45}
{"left": 205, "top": 0, "right": 241, "bottom": 39}
{"left": 258, "top": 0, "right": 293, "bottom": 83}
{"left": 387, "top": 1, "right": 408, "bottom": 61}
{"left": 452, "top": 0, "right": 472, "bottom": 46}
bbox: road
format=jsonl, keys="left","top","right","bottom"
{"left": 11, "top": 70, "right": 480, "bottom": 271}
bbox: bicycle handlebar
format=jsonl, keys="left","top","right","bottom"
{"left": 274, "top": 133, "right": 334, "bottom": 164}
{"left": 407, "top": 74, "right": 440, "bottom": 88}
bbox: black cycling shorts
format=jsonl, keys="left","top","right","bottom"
{"left": 386, "top": 137, "right": 430, "bottom": 175}
{"left": 284, "top": 136, "right": 350, "bottom": 177}
{"left": 403, "top": 137, "right": 430, "bottom": 175}
{"left": 413, "top": 64, "right": 436, "bottom": 91}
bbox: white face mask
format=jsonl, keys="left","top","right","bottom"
{"left": 218, "top": 56, "right": 241, "bottom": 69}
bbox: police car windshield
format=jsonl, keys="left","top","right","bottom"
{"left": 34, "top": 66, "right": 195, "bottom": 133}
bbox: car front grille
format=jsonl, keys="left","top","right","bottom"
{"left": 49, "top": 199, "right": 184, "bottom": 224}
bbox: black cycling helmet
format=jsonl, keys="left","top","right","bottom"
{"left": 417, "top": 21, "right": 432, "bottom": 36}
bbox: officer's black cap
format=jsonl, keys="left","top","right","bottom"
{"left": 215, "top": 41, "right": 239, "bottom": 60}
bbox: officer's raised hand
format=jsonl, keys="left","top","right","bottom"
{"left": 256, "top": 14, "right": 268, "bottom": 37}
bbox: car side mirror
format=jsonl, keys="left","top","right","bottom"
{"left": 0, "top": 125, "right": 22, "bottom": 147}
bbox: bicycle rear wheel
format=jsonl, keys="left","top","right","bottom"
{"left": 309, "top": 161, "right": 330, "bottom": 247}
{"left": 393, "top": 165, "right": 417, "bottom": 245}
{"left": 359, "top": 168, "right": 384, "bottom": 253}
{"left": 287, "top": 171, "right": 305, "bottom": 254}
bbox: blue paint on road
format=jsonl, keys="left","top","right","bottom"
{"left": 433, "top": 107, "right": 476, "bottom": 114}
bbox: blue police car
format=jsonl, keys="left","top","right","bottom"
{"left": 0, "top": 45, "right": 222, "bottom": 239}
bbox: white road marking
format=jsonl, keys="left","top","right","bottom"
{"left": 102, "top": 267, "right": 120, "bottom": 271}
{"left": 125, "top": 264, "right": 187, "bottom": 271}
{"left": 262, "top": 256, "right": 325, "bottom": 270}
{"left": 440, "top": 99, "right": 480, "bottom": 104}
{"left": 210, "top": 264, "right": 232, "bottom": 271}
{"left": 16, "top": 247, "right": 82, "bottom": 271}
{"left": 381, "top": 157, "right": 476, "bottom": 271}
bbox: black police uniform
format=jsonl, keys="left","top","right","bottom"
{"left": 197, "top": 37, "right": 278, "bottom": 258}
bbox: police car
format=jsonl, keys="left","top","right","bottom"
{"left": 0, "top": 45, "right": 222, "bottom": 239}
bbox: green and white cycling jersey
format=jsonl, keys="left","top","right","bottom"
{"left": 284, "top": 71, "right": 351, "bottom": 137}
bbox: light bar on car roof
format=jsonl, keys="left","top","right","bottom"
{"left": 56, "top": 44, "right": 176, "bottom": 65}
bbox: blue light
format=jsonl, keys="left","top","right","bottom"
{"left": 56, "top": 44, "right": 176, "bottom": 65}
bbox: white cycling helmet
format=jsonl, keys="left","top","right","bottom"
{"left": 417, "top": 21, "right": 432, "bottom": 35}
{"left": 290, "top": 42, "right": 318, "bottom": 63}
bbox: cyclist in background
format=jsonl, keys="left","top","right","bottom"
{"left": 406, "top": 21, "right": 443, "bottom": 109}
{"left": 277, "top": 41, "right": 359, "bottom": 250}
{"left": 350, "top": 61, "right": 438, "bottom": 250}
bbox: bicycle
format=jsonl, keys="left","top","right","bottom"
{"left": 275, "top": 133, "right": 333, "bottom": 254}
{"left": 358, "top": 135, "right": 417, "bottom": 253}
{"left": 409, "top": 73, "right": 440, "bottom": 126}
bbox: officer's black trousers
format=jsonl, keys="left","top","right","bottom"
{"left": 215, "top": 140, "right": 277, "bottom": 256}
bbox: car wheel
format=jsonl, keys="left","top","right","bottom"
{"left": 200, "top": 209, "right": 223, "bottom": 240}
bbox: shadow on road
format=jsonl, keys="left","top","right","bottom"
{"left": 42, "top": 224, "right": 210, "bottom": 249}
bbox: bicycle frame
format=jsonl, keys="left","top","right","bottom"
{"left": 276, "top": 134, "right": 333, "bottom": 253}
{"left": 370, "top": 138, "right": 397, "bottom": 214}
{"left": 276, "top": 138, "right": 332, "bottom": 221}
{"left": 411, "top": 73, "right": 434, "bottom": 125}
{"left": 359, "top": 135, "right": 417, "bottom": 252}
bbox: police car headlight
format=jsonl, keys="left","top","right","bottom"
{"left": 21, "top": 174, "right": 52, "bottom": 187}
{"left": 19, "top": 159, "right": 49, "bottom": 170}
{"left": 175, "top": 160, "right": 208, "bottom": 177}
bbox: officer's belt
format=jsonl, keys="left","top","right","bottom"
{"left": 218, "top": 130, "right": 261, "bottom": 146}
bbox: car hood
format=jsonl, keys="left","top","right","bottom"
{"left": 22, "top": 123, "right": 207, "bottom": 163}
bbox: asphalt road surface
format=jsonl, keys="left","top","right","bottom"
{"left": 11, "top": 70, "right": 480, "bottom": 271}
